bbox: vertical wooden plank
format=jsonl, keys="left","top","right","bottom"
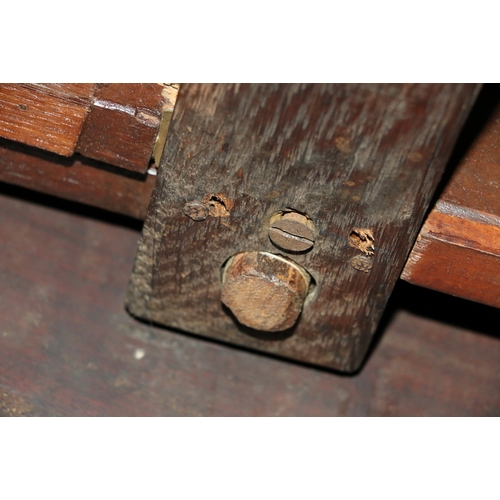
{"left": 126, "top": 83, "right": 480, "bottom": 372}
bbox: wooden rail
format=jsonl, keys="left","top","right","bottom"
{"left": 402, "top": 85, "right": 500, "bottom": 308}
{"left": 0, "top": 83, "right": 178, "bottom": 173}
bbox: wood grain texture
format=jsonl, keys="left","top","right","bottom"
{"left": 402, "top": 85, "right": 500, "bottom": 307}
{"left": 126, "top": 83, "right": 481, "bottom": 372}
{"left": 0, "top": 84, "right": 94, "bottom": 156}
{"left": 1, "top": 189, "right": 499, "bottom": 416}
{"left": 0, "top": 138, "right": 154, "bottom": 220}
{"left": 76, "top": 83, "right": 167, "bottom": 172}
{"left": 0, "top": 83, "right": 175, "bottom": 172}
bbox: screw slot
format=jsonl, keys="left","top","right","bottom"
{"left": 268, "top": 211, "right": 315, "bottom": 253}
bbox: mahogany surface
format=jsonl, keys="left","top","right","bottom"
{"left": 76, "top": 83, "right": 167, "bottom": 173}
{"left": 0, "top": 83, "right": 173, "bottom": 173}
{"left": 0, "top": 138, "right": 154, "bottom": 220}
{"left": 402, "top": 84, "right": 500, "bottom": 308}
{"left": 0, "top": 84, "right": 94, "bottom": 156}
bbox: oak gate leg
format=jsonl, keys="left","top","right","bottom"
{"left": 126, "top": 84, "right": 480, "bottom": 372}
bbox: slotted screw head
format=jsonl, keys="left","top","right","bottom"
{"left": 268, "top": 212, "right": 315, "bottom": 252}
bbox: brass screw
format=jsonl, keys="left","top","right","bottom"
{"left": 221, "top": 251, "right": 310, "bottom": 332}
{"left": 268, "top": 212, "right": 315, "bottom": 252}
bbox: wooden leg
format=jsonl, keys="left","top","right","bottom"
{"left": 126, "top": 83, "right": 480, "bottom": 372}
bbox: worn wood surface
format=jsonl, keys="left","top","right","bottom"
{"left": 0, "top": 138, "right": 154, "bottom": 220}
{"left": 76, "top": 83, "right": 169, "bottom": 173}
{"left": 0, "top": 83, "right": 175, "bottom": 172}
{"left": 402, "top": 84, "right": 500, "bottom": 308}
{"left": 0, "top": 187, "right": 499, "bottom": 416}
{"left": 0, "top": 84, "right": 94, "bottom": 156}
{"left": 126, "top": 83, "right": 480, "bottom": 372}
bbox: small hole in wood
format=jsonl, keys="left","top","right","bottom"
{"left": 348, "top": 228, "right": 375, "bottom": 255}
{"left": 202, "top": 193, "right": 233, "bottom": 217}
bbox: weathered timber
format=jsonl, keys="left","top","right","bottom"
{"left": 76, "top": 83, "right": 172, "bottom": 173}
{"left": 126, "top": 83, "right": 480, "bottom": 372}
{"left": 0, "top": 138, "right": 154, "bottom": 220}
{"left": 402, "top": 84, "right": 500, "bottom": 307}
{"left": 0, "top": 84, "right": 94, "bottom": 156}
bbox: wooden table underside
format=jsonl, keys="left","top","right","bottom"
{"left": 0, "top": 186, "right": 498, "bottom": 416}
{"left": 0, "top": 83, "right": 498, "bottom": 373}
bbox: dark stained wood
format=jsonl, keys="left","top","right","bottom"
{"left": 76, "top": 83, "right": 168, "bottom": 172}
{"left": 126, "top": 83, "right": 481, "bottom": 372}
{"left": 0, "top": 189, "right": 499, "bottom": 416}
{"left": 0, "top": 84, "right": 95, "bottom": 156}
{"left": 402, "top": 85, "right": 500, "bottom": 308}
{"left": 0, "top": 138, "right": 155, "bottom": 220}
